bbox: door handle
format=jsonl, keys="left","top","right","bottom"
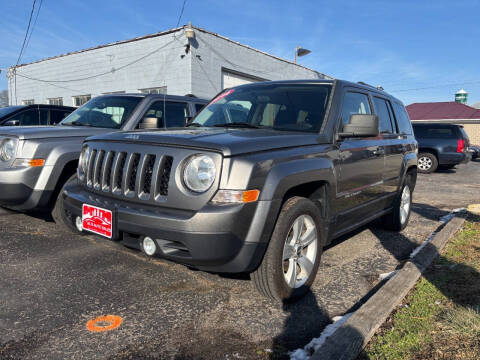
{"left": 373, "top": 147, "right": 384, "bottom": 156}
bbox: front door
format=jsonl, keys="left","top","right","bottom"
{"left": 335, "top": 91, "right": 385, "bottom": 230}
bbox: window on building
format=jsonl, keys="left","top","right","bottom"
{"left": 22, "top": 99, "right": 34, "bottom": 105}
{"left": 48, "top": 97, "right": 63, "bottom": 106}
{"left": 340, "top": 92, "right": 371, "bottom": 128}
{"left": 72, "top": 95, "right": 92, "bottom": 107}
{"left": 138, "top": 87, "right": 167, "bottom": 95}
{"left": 103, "top": 91, "right": 126, "bottom": 94}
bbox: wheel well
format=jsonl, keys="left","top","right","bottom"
{"left": 282, "top": 181, "right": 329, "bottom": 218}
{"left": 48, "top": 160, "right": 78, "bottom": 208}
{"left": 418, "top": 148, "right": 438, "bottom": 159}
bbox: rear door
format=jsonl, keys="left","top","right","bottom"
{"left": 373, "top": 96, "right": 404, "bottom": 197}
{"left": 335, "top": 90, "right": 385, "bottom": 230}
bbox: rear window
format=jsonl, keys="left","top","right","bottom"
{"left": 413, "top": 125, "right": 455, "bottom": 139}
{"left": 192, "top": 84, "right": 332, "bottom": 133}
{"left": 392, "top": 102, "right": 413, "bottom": 135}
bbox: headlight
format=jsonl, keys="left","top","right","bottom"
{"left": 0, "top": 138, "right": 16, "bottom": 162}
{"left": 183, "top": 154, "right": 216, "bottom": 193}
{"left": 78, "top": 145, "right": 90, "bottom": 177}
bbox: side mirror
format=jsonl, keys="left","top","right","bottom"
{"left": 4, "top": 119, "right": 20, "bottom": 126}
{"left": 339, "top": 114, "right": 379, "bottom": 138}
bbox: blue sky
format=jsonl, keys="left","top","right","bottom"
{"left": 1, "top": 0, "right": 479, "bottom": 105}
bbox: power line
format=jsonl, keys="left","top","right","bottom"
{"left": 16, "top": 0, "right": 37, "bottom": 66}
{"left": 391, "top": 80, "right": 480, "bottom": 93}
{"left": 24, "top": 0, "right": 44, "bottom": 54}
{"left": 15, "top": 38, "right": 177, "bottom": 83}
{"left": 175, "top": 0, "right": 187, "bottom": 28}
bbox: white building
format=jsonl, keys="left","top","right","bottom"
{"left": 7, "top": 25, "right": 331, "bottom": 106}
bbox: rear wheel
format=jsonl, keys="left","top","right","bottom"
{"left": 252, "top": 196, "right": 323, "bottom": 302}
{"left": 383, "top": 173, "right": 413, "bottom": 231}
{"left": 417, "top": 152, "right": 438, "bottom": 173}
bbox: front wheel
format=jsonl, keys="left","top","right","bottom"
{"left": 51, "top": 174, "right": 79, "bottom": 232}
{"left": 252, "top": 197, "right": 323, "bottom": 302}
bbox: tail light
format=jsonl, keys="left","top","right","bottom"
{"left": 457, "top": 139, "right": 465, "bottom": 153}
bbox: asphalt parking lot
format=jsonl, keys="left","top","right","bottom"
{"left": 1, "top": 161, "right": 479, "bottom": 360}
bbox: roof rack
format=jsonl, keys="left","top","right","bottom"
{"left": 357, "top": 81, "right": 384, "bottom": 91}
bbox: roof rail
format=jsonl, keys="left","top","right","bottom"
{"left": 357, "top": 81, "right": 384, "bottom": 91}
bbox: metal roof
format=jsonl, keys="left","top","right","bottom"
{"left": 12, "top": 25, "right": 332, "bottom": 79}
{"left": 406, "top": 101, "right": 480, "bottom": 121}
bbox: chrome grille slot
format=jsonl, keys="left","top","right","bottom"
{"left": 157, "top": 156, "right": 173, "bottom": 198}
{"left": 86, "top": 149, "right": 97, "bottom": 188}
{"left": 93, "top": 150, "right": 105, "bottom": 190}
{"left": 101, "top": 151, "right": 116, "bottom": 192}
{"left": 112, "top": 152, "right": 127, "bottom": 194}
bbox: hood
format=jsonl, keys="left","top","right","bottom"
{"left": 0, "top": 125, "right": 113, "bottom": 140}
{"left": 87, "top": 128, "right": 323, "bottom": 156}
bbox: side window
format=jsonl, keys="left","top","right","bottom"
{"left": 194, "top": 103, "right": 205, "bottom": 113}
{"left": 39, "top": 109, "right": 49, "bottom": 125}
{"left": 9, "top": 109, "right": 39, "bottom": 125}
{"left": 373, "top": 97, "right": 394, "bottom": 133}
{"left": 50, "top": 110, "right": 70, "bottom": 125}
{"left": 341, "top": 92, "right": 371, "bottom": 128}
{"left": 138, "top": 101, "right": 189, "bottom": 129}
{"left": 392, "top": 103, "right": 413, "bottom": 135}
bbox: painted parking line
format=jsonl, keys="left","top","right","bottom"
{"left": 86, "top": 315, "right": 123, "bottom": 333}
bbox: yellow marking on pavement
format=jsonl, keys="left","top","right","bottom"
{"left": 467, "top": 204, "right": 480, "bottom": 215}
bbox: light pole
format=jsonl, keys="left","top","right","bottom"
{"left": 295, "top": 46, "right": 311, "bottom": 63}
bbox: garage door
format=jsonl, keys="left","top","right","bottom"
{"left": 222, "top": 70, "right": 260, "bottom": 89}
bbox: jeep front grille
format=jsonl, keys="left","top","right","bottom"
{"left": 85, "top": 148, "right": 174, "bottom": 202}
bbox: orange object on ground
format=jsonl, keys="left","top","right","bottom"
{"left": 86, "top": 315, "right": 123, "bottom": 332}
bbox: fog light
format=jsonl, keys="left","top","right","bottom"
{"left": 142, "top": 237, "right": 157, "bottom": 256}
{"left": 75, "top": 216, "right": 83, "bottom": 232}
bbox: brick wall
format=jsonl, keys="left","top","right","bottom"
{"left": 461, "top": 123, "right": 480, "bottom": 145}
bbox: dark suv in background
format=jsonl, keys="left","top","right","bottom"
{"left": 0, "top": 104, "right": 75, "bottom": 126}
{"left": 62, "top": 80, "right": 418, "bottom": 301}
{"left": 412, "top": 123, "right": 471, "bottom": 173}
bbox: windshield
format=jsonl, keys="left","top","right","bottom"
{"left": 192, "top": 84, "right": 332, "bottom": 132}
{"left": 61, "top": 96, "right": 142, "bottom": 129}
{"left": 0, "top": 106, "right": 24, "bottom": 118}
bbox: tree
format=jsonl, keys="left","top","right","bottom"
{"left": 0, "top": 90, "right": 8, "bottom": 107}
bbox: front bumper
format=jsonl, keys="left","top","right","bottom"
{"left": 0, "top": 166, "right": 52, "bottom": 210}
{"left": 62, "top": 184, "right": 278, "bottom": 273}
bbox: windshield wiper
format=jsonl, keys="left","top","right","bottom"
{"left": 214, "top": 122, "right": 259, "bottom": 129}
{"left": 185, "top": 123, "right": 203, "bottom": 127}
{"left": 70, "top": 121, "right": 92, "bottom": 127}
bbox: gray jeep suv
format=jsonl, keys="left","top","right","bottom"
{"left": 62, "top": 80, "right": 418, "bottom": 301}
{"left": 0, "top": 94, "right": 207, "bottom": 221}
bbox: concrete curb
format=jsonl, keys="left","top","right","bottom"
{"left": 311, "top": 215, "right": 466, "bottom": 360}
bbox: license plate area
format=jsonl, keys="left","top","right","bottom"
{"left": 82, "top": 204, "right": 113, "bottom": 239}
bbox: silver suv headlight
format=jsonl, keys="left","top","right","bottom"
{"left": 78, "top": 145, "right": 90, "bottom": 179}
{"left": 0, "top": 138, "right": 17, "bottom": 162}
{"left": 183, "top": 154, "right": 216, "bottom": 193}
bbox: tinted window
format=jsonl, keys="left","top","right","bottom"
{"left": 50, "top": 110, "right": 71, "bottom": 125}
{"left": 413, "top": 126, "right": 455, "bottom": 139}
{"left": 0, "top": 106, "right": 23, "bottom": 119}
{"left": 61, "top": 96, "right": 142, "bottom": 129}
{"left": 341, "top": 92, "right": 371, "bottom": 128}
{"left": 373, "top": 97, "right": 394, "bottom": 133}
{"left": 8, "top": 109, "right": 40, "bottom": 125}
{"left": 140, "top": 101, "right": 189, "bottom": 128}
{"left": 194, "top": 103, "right": 205, "bottom": 113}
{"left": 392, "top": 103, "right": 413, "bottom": 135}
{"left": 193, "top": 84, "right": 332, "bottom": 132}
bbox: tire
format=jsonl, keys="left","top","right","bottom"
{"left": 417, "top": 152, "right": 438, "bottom": 173}
{"left": 252, "top": 196, "right": 323, "bottom": 302}
{"left": 51, "top": 173, "right": 79, "bottom": 233}
{"left": 383, "top": 173, "right": 413, "bottom": 231}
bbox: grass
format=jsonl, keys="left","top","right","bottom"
{"left": 360, "top": 217, "right": 480, "bottom": 360}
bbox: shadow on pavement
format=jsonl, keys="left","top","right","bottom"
{"left": 271, "top": 209, "right": 478, "bottom": 359}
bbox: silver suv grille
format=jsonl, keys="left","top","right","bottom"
{"left": 85, "top": 148, "right": 174, "bottom": 202}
